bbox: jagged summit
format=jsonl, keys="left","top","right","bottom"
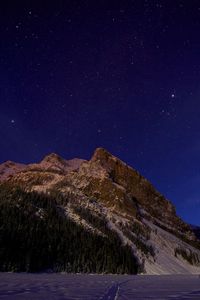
{"left": 0, "top": 160, "right": 26, "bottom": 181}
{"left": 91, "top": 147, "right": 113, "bottom": 160}
{"left": 90, "top": 147, "right": 130, "bottom": 176}
{"left": 2, "top": 160, "right": 18, "bottom": 166}
{"left": 39, "top": 147, "right": 116, "bottom": 166}
{"left": 91, "top": 147, "right": 123, "bottom": 164}
{"left": 1, "top": 160, "right": 24, "bottom": 167}
{"left": 31, "top": 152, "right": 86, "bottom": 174}
{"left": 41, "top": 153, "right": 65, "bottom": 164}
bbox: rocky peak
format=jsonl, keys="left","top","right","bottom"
{"left": 41, "top": 153, "right": 65, "bottom": 164}
{"left": 85, "top": 148, "right": 185, "bottom": 230}
{"left": 40, "top": 153, "right": 85, "bottom": 170}
{"left": 91, "top": 147, "right": 127, "bottom": 172}
{"left": 0, "top": 160, "right": 26, "bottom": 181}
{"left": 27, "top": 153, "right": 86, "bottom": 175}
{"left": 90, "top": 147, "right": 138, "bottom": 186}
{"left": 2, "top": 160, "right": 16, "bottom": 167}
{"left": 91, "top": 147, "right": 113, "bottom": 161}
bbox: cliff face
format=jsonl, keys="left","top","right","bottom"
{"left": 0, "top": 148, "right": 200, "bottom": 274}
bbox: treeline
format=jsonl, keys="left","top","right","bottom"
{"left": 0, "top": 183, "right": 139, "bottom": 274}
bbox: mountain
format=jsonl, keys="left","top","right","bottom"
{"left": 0, "top": 148, "right": 200, "bottom": 274}
{"left": 191, "top": 225, "right": 200, "bottom": 240}
{"left": 0, "top": 160, "right": 26, "bottom": 181}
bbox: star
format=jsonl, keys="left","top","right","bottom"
{"left": 171, "top": 94, "right": 175, "bottom": 98}
{"left": 160, "top": 109, "right": 165, "bottom": 114}
{"left": 11, "top": 119, "right": 15, "bottom": 124}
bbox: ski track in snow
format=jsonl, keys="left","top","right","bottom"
{"left": 0, "top": 274, "right": 200, "bottom": 299}
{"left": 101, "top": 282, "right": 119, "bottom": 300}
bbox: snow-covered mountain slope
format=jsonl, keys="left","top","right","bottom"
{"left": 0, "top": 148, "right": 200, "bottom": 274}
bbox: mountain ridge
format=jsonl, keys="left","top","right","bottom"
{"left": 0, "top": 147, "right": 199, "bottom": 274}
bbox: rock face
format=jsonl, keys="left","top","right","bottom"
{"left": 0, "top": 147, "right": 200, "bottom": 274}
{"left": 0, "top": 161, "right": 26, "bottom": 181}
{"left": 28, "top": 153, "right": 85, "bottom": 174}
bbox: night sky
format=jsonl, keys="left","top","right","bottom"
{"left": 1, "top": 1, "right": 200, "bottom": 225}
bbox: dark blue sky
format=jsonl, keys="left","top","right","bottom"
{"left": 1, "top": 1, "right": 200, "bottom": 225}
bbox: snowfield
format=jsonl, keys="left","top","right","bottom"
{"left": 0, "top": 273, "right": 199, "bottom": 299}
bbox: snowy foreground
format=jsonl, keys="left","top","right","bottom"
{"left": 0, "top": 273, "right": 200, "bottom": 299}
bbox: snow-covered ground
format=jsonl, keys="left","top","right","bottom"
{"left": 0, "top": 273, "right": 199, "bottom": 299}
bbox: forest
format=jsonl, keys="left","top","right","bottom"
{"left": 0, "top": 183, "right": 139, "bottom": 274}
